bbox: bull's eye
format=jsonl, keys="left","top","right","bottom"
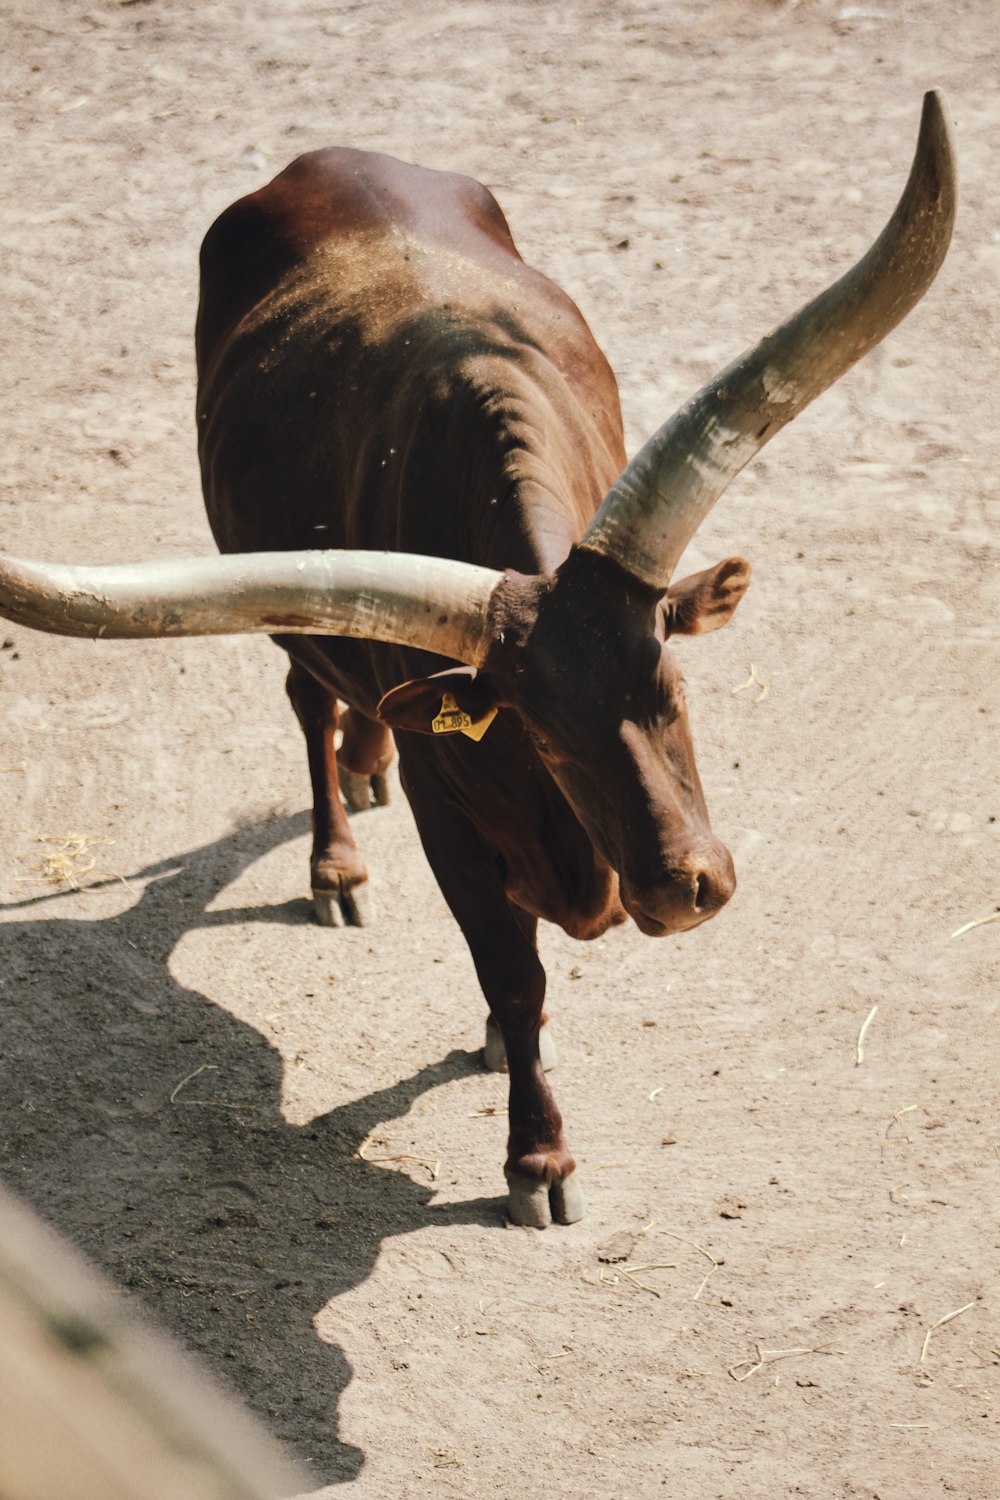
{"left": 526, "top": 728, "right": 550, "bottom": 752}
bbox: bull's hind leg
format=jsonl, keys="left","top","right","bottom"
{"left": 285, "top": 661, "right": 373, "bottom": 927}
{"left": 484, "top": 1012, "right": 558, "bottom": 1073}
{"left": 337, "top": 706, "right": 393, "bottom": 812}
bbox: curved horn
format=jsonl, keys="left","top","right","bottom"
{"left": 581, "top": 89, "right": 957, "bottom": 587}
{"left": 0, "top": 549, "right": 503, "bottom": 667}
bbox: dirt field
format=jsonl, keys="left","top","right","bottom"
{"left": 1, "top": 2, "right": 997, "bottom": 1496}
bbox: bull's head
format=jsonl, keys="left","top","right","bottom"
{"left": 374, "top": 549, "right": 750, "bottom": 934}
{"left": 0, "top": 93, "right": 956, "bottom": 937}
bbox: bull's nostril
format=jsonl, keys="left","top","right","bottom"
{"left": 626, "top": 848, "right": 734, "bottom": 933}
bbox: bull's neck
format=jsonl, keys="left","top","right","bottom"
{"left": 455, "top": 354, "right": 619, "bottom": 577}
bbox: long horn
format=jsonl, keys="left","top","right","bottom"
{"left": 0, "top": 549, "right": 503, "bottom": 667}
{"left": 581, "top": 89, "right": 957, "bottom": 588}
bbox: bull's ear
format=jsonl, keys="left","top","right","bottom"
{"left": 663, "top": 557, "right": 751, "bottom": 636}
{"left": 377, "top": 666, "right": 503, "bottom": 739}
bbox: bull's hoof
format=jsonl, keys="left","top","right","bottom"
{"left": 313, "top": 883, "right": 374, "bottom": 927}
{"left": 506, "top": 1169, "right": 585, "bottom": 1229}
{"left": 483, "top": 1018, "right": 557, "bottom": 1074}
{"left": 338, "top": 765, "right": 391, "bottom": 813}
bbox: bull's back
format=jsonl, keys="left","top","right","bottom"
{"left": 194, "top": 147, "right": 625, "bottom": 717}
{"left": 197, "top": 149, "right": 623, "bottom": 558}
{"left": 197, "top": 148, "right": 528, "bottom": 378}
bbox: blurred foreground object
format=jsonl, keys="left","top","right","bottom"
{"left": 0, "top": 1184, "right": 305, "bottom": 1500}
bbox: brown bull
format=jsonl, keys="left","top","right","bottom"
{"left": 0, "top": 94, "right": 955, "bottom": 1227}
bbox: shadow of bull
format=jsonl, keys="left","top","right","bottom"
{"left": 0, "top": 810, "right": 498, "bottom": 1486}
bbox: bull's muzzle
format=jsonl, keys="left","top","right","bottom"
{"left": 623, "top": 837, "right": 736, "bottom": 936}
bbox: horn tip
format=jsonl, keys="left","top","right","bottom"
{"left": 918, "top": 88, "right": 957, "bottom": 173}
{"left": 910, "top": 87, "right": 958, "bottom": 250}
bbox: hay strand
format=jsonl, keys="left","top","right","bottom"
{"left": 948, "top": 910, "right": 1000, "bottom": 940}
{"left": 356, "top": 1133, "right": 440, "bottom": 1180}
{"left": 731, "top": 664, "right": 769, "bottom": 703}
{"left": 920, "top": 1301, "right": 976, "bottom": 1364}
{"left": 728, "top": 1340, "right": 842, "bottom": 1383}
{"left": 32, "top": 831, "right": 114, "bottom": 888}
{"left": 598, "top": 1261, "right": 678, "bottom": 1298}
{"left": 656, "top": 1229, "right": 720, "bottom": 1301}
{"left": 169, "top": 1064, "right": 219, "bottom": 1104}
{"left": 855, "top": 1003, "right": 879, "bottom": 1065}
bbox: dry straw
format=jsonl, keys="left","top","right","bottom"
{"left": 855, "top": 1003, "right": 879, "bottom": 1065}
{"left": 920, "top": 1301, "right": 976, "bottom": 1365}
{"left": 948, "top": 910, "right": 1000, "bottom": 940}
{"left": 731, "top": 663, "right": 769, "bottom": 703}
{"left": 728, "top": 1340, "right": 842, "bottom": 1383}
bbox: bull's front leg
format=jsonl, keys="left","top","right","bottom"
{"left": 402, "top": 761, "right": 583, "bottom": 1228}
{"left": 481, "top": 912, "right": 584, "bottom": 1229}
{"left": 285, "top": 660, "right": 372, "bottom": 927}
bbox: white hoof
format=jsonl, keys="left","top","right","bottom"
{"left": 484, "top": 1017, "right": 507, "bottom": 1073}
{"left": 483, "top": 1018, "right": 557, "bottom": 1073}
{"left": 338, "top": 766, "right": 372, "bottom": 811}
{"left": 338, "top": 765, "right": 390, "bottom": 812}
{"left": 506, "top": 1169, "right": 585, "bottom": 1228}
{"left": 312, "top": 884, "right": 374, "bottom": 928}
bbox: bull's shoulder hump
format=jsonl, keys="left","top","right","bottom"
{"left": 200, "top": 147, "right": 521, "bottom": 275}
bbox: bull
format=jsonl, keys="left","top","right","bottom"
{"left": 0, "top": 94, "right": 955, "bottom": 1226}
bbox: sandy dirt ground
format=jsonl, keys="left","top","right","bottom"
{"left": 1, "top": 2, "right": 998, "bottom": 1496}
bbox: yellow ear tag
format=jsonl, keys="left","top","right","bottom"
{"left": 431, "top": 692, "right": 497, "bottom": 742}
{"left": 460, "top": 706, "right": 497, "bottom": 742}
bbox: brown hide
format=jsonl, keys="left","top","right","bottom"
{"left": 0, "top": 101, "right": 955, "bottom": 1229}
{"left": 197, "top": 148, "right": 626, "bottom": 580}
{"left": 195, "top": 147, "right": 744, "bottom": 1228}
{"left": 196, "top": 149, "right": 658, "bottom": 932}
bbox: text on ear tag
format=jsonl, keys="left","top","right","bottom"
{"left": 431, "top": 693, "right": 497, "bottom": 741}
{"left": 432, "top": 692, "right": 473, "bottom": 735}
